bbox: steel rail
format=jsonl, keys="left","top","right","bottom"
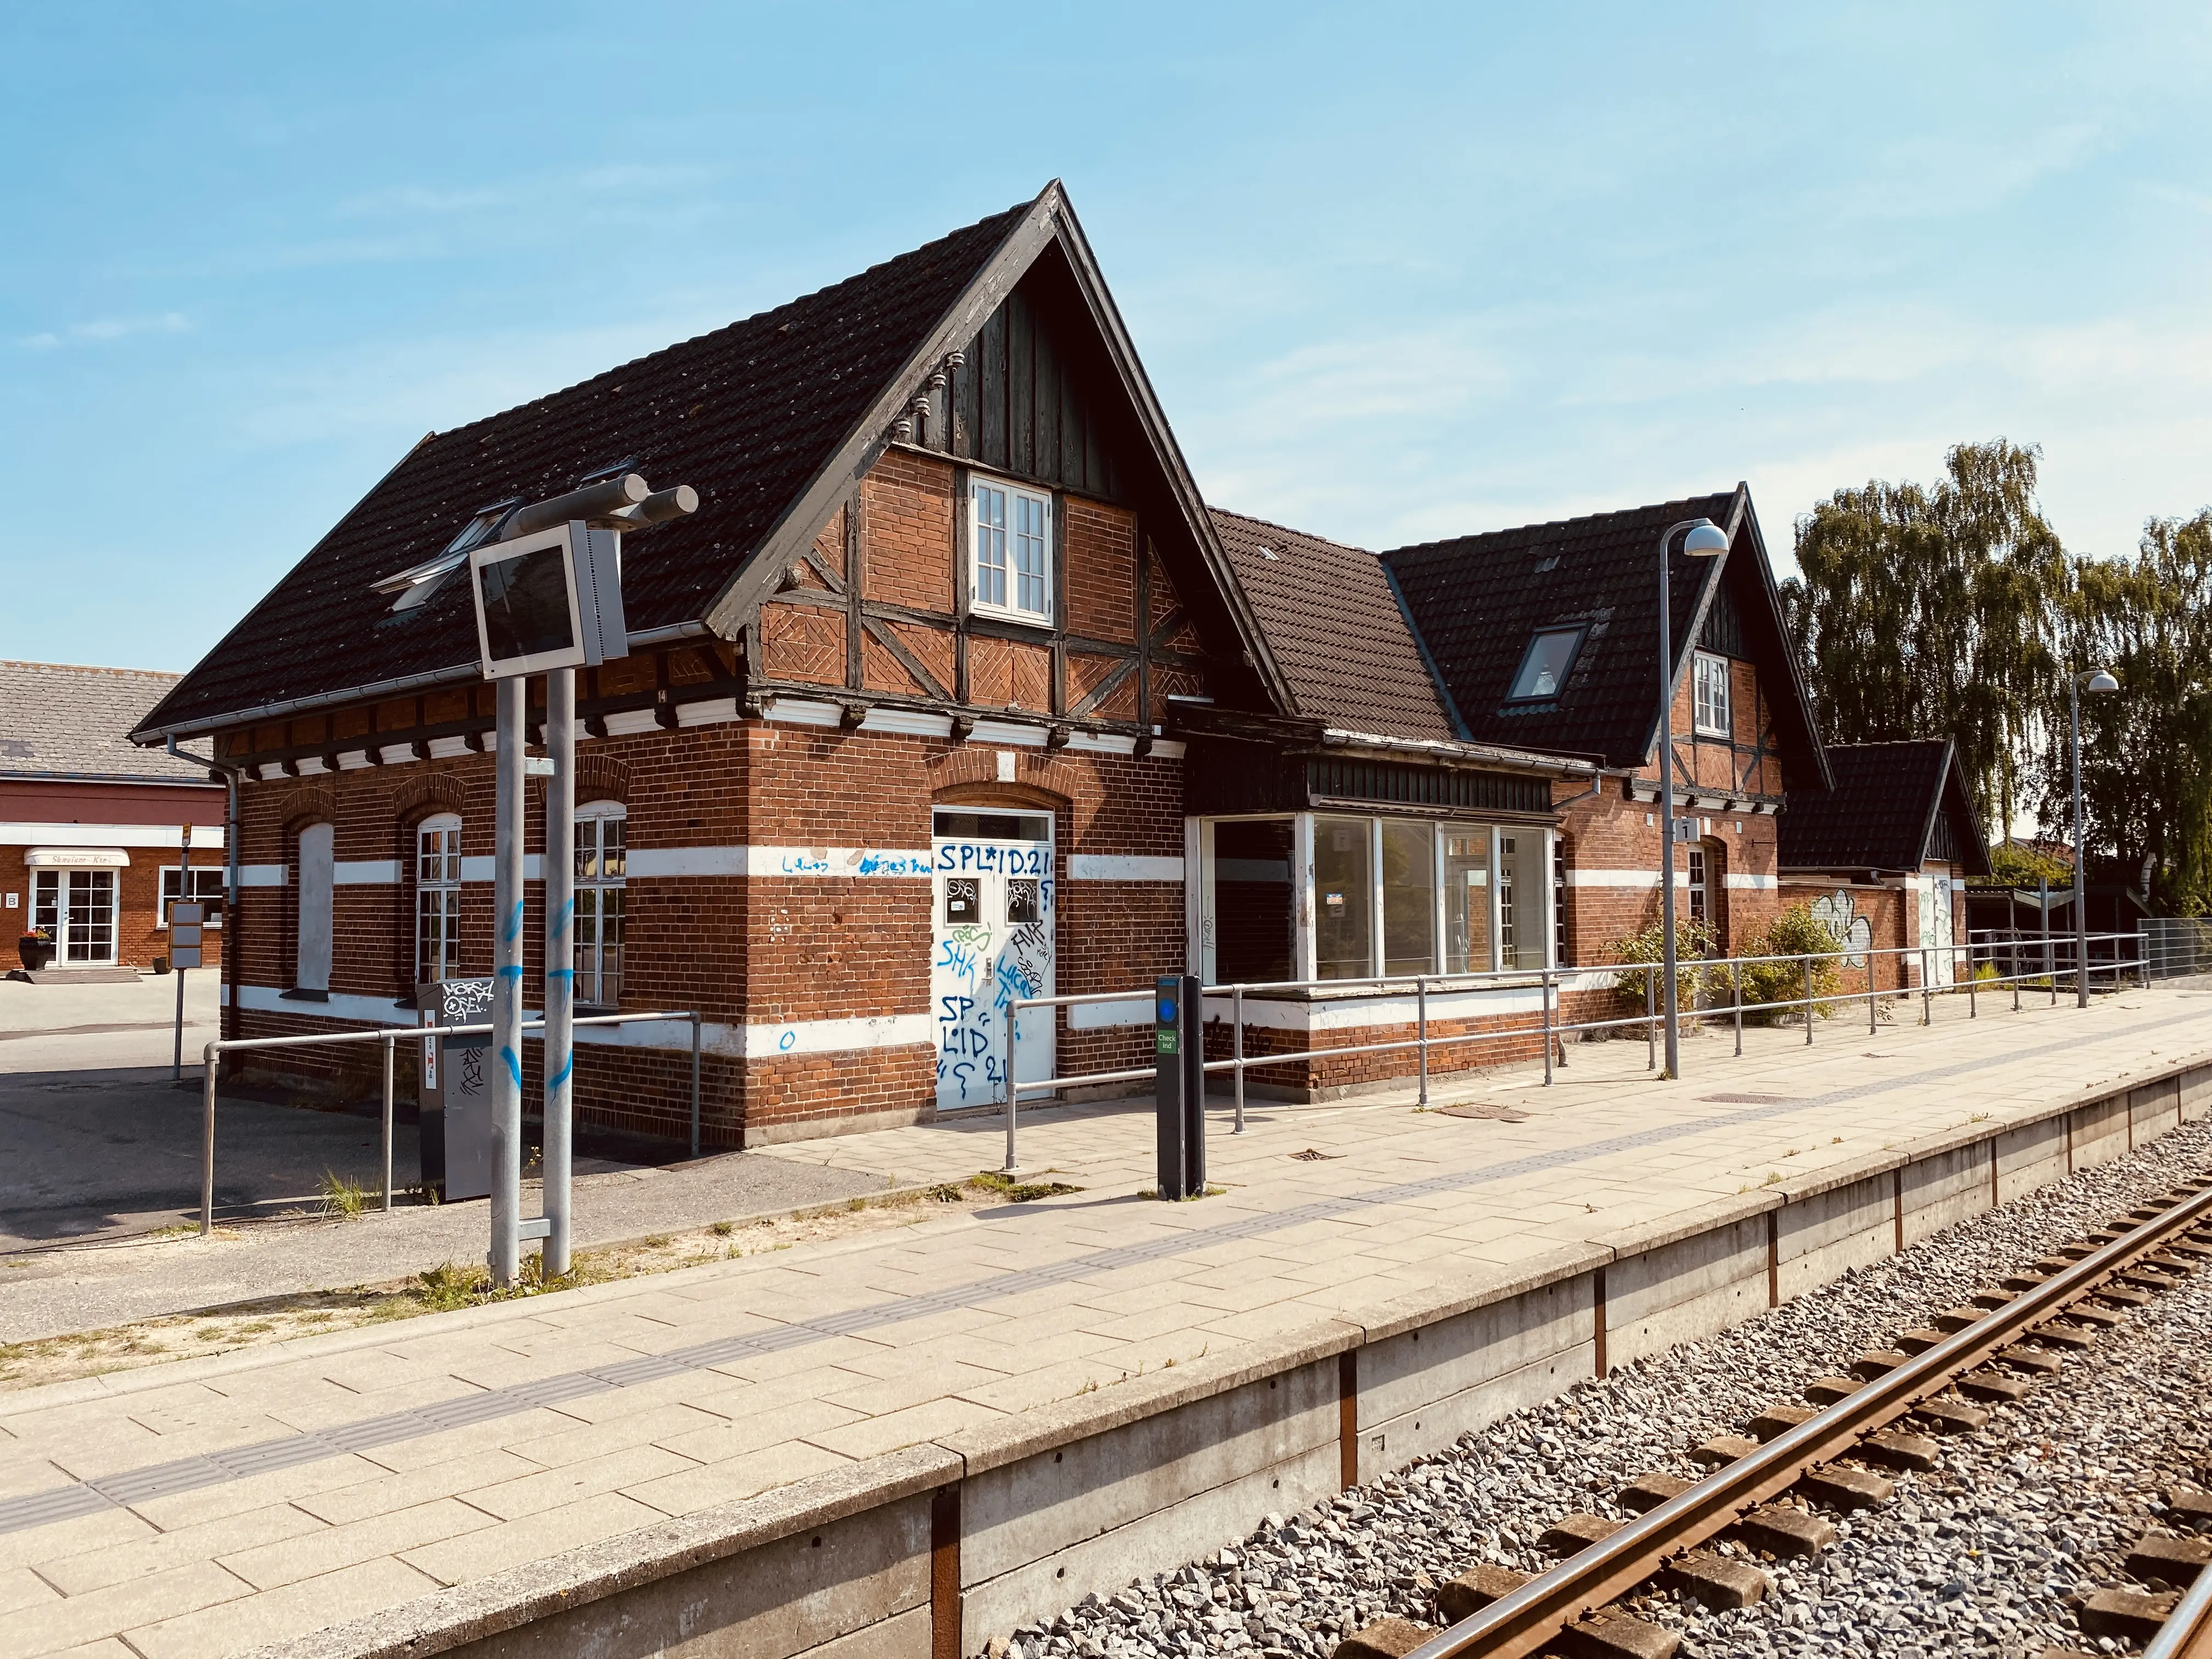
{"left": 2146, "top": 1528, "right": 2212, "bottom": 1658}
{"left": 1402, "top": 1175, "right": 2212, "bottom": 1659}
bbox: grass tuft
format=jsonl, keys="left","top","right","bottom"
{"left": 318, "top": 1170, "right": 371, "bottom": 1220}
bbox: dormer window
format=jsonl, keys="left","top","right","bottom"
{"left": 1506, "top": 626, "right": 1584, "bottom": 703}
{"left": 1694, "top": 650, "right": 1731, "bottom": 736}
{"left": 970, "top": 476, "right": 1052, "bottom": 623}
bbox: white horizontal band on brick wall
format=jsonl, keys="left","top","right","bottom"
{"left": 860, "top": 708, "right": 953, "bottom": 738}
{"left": 1724, "top": 873, "right": 1779, "bottom": 889}
{"left": 602, "top": 709, "right": 665, "bottom": 737}
{"left": 764, "top": 698, "right": 840, "bottom": 729}
{"left": 0, "top": 823, "right": 226, "bottom": 849}
{"left": 236, "top": 864, "right": 286, "bottom": 887}
{"left": 228, "top": 983, "right": 932, "bottom": 1059}
{"left": 1066, "top": 855, "right": 1184, "bottom": 881}
{"left": 624, "top": 845, "right": 936, "bottom": 879}
{"left": 1070, "top": 997, "right": 1153, "bottom": 1030}
{"left": 334, "top": 860, "right": 401, "bottom": 886}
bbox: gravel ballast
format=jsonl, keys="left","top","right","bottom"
{"left": 982, "top": 1119, "right": 2212, "bottom": 1659}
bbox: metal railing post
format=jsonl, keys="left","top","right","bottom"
{"left": 1868, "top": 952, "right": 1877, "bottom": 1034}
{"left": 1232, "top": 984, "right": 1245, "bottom": 1134}
{"left": 1920, "top": 947, "right": 1932, "bottom": 1025}
{"left": 1417, "top": 975, "right": 1430, "bottom": 1105}
{"left": 381, "top": 1032, "right": 395, "bottom": 1215}
{"left": 1967, "top": 941, "right": 1976, "bottom": 1019}
{"left": 1733, "top": 958, "right": 1743, "bottom": 1057}
{"left": 689, "top": 1011, "right": 702, "bottom": 1158}
{"left": 200, "top": 1042, "right": 218, "bottom": 1237}
{"left": 1541, "top": 970, "right": 1553, "bottom": 1086}
{"left": 1645, "top": 970, "right": 1657, "bottom": 1071}
{"left": 1803, "top": 955, "right": 1813, "bottom": 1045}
{"left": 2013, "top": 938, "right": 2022, "bottom": 1012}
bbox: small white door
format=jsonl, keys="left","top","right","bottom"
{"left": 930, "top": 809, "right": 1055, "bottom": 1110}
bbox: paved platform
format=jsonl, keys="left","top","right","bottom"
{"left": 0, "top": 983, "right": 2205, "bottom": 1657}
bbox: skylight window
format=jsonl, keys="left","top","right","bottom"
{"left": 1506, "top": 626, "right": 1584, "bottom": 702}
{"left": 371, "top": 498, "right": 522, "bottom": 612}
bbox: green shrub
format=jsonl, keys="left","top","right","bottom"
{"left": 1732, "top": 904, "right": 1848, "bottom": 1021}
{"left": 1607, "top": 916, "right": 1722, "bottom": 1015}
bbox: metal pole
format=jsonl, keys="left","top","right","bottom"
{"left": 1645, "top": 969, "right": 1656, "bottom": 1071}
{"left": 381, "top": 1033, "right": 394, "bottom": 1215}
{"left": 689, "top": 1011, "right": 702, "bottom": 1157}
{"left": 1232, "top": 984, "right": 1245, "bottom": 1134}
{"left": 1803, "top": 955, "right": 1813, "bottom": 1045}
{"left": 1002, "top": 997, "right": 1020, "bottom": 1175}
{"left": 489, "top": 676, "right": 525, "bottom": 1288}
{"left": 1733, "top": 958, "right": 1743, "bottom": 1057}
{"left": 200, "top": 1042, "right": 217, "bottom": 1236}
{"left": 2013, "top": 934, "right": 2021, "bottom": 1012}
{"left": 1657, "top": 528, "right": 1681, "bottom": 1080}
{"left": 1920, "top": 947, "right": 1931, "bottom": 1025}
{"left": 1967, "top": 936, "right": 1976, "bottom": 1019}
{"left": 1869, "top": 951, "right": 1877, "bottom": 1034}
{"left": 1541, "top": 970, "right": 1553, "bottom": 1086}
{"left": 1417, "top": 975, "right": 1429, "bottom": 1105}
{"left": 2040, "top": 876, "right": 2053, "bottom": 1004}
{"left": 2071, "top": 675, "right": 2091, "bottom": 1008}
{"left": 543, "top": 669, "right": 575, "bottom": 1278}
{"left": 172, "top": 824, "right": 191, "bottom": 1082}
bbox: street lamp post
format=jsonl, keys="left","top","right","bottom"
{"left": 1656, "top": 516, "right": 1732, "bottom": 1079}
{"left": 2069, "top": 667, "right": 2119, "bottom": 1007}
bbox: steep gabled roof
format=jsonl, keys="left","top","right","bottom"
{"left": 1379, "top": 486, "right": 1830, "bottom": 787}
{"left": 0, "top": 662, "right": 218, "bottom": 786}
{"left": 1779, "top": 739, "right": 1991, "bottom": 874}
{"left": 1209, "top": 509, "right": 1457, "bottom": 741}
{"left": 136, "top": 184, "right": 1293, "bottom": 741}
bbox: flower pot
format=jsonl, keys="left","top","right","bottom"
{"left": 17, "top": 938, "right": 55, "bottom": 972}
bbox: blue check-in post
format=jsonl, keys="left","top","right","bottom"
{"left": 1154, "top": 973, "right": 1206, "bottom": 1199}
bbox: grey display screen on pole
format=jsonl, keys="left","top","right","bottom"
{"left": 479, "top": 546, "right": 575, "bottom": 659}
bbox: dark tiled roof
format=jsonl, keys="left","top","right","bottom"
{"left": 1209, "top": 509, "right": 1456, "bottom": 741}
{"left": 0, "top": 662, "right": 218, "bottom": 785}
{"left": 1379, "top": 488, "right": 1829, "bottom": 785}
{"left": 138, "top": 199, "right": 1034, "bottom": 737}
{"left": 1779, "top": 740, "right": 1990, "bottom": 873}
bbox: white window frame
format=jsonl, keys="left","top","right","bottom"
{"left": 157, "top": 865, "right": 228, "bottom": 929}
{"left": 574, "top": 802, "right": 627, "bottom": 1007}
{"left": 415, "top": 812, "right": 464, "bottom": 985}
{"left": 1693, "top": 650, "right": 1731, "bottom": 738}
{"left": 968, "top": 474, "right": 1053, "bottom": 625}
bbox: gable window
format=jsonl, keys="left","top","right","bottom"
{"left": 1693, "top": 651, "right": 1731, "bottom": 737}
{"left": 416, "top": 814, "right": 463, "bottom": 985}
{"left": 1506, "top": 627, "right": 1583, "bottom": 702}
{"left": 574, "top": 803, "right": 626, "bottom": 1007}
{"left": 970, "top": 477, "right": 1052, "bottom": 623}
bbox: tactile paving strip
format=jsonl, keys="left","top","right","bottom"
{"left": 1, "top": 1011, "right": 2185, "bottom": 1538}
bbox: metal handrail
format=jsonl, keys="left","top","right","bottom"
{"left": 196, "top": 1008, "right": 702, "bottom": 1235}
{"left": 994, "top": 932, "right": 2149, "bottom": 1141}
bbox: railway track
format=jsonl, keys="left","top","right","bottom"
{"left": 1331, "top": 1172, "right": 2212, "bottom": 1659}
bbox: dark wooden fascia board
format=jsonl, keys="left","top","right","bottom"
{"left": 1042, "top": 189, "right": 1298, "bottom": 717}
{"left": 700, "top": 193, "right": 1064, "bottom": 646}
{"left": 1726, "top": 482, "right": 1834, "bottom": 792}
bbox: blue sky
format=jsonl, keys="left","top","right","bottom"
{"left": 3, "top": 2, "right": 2208, "bottom": 670}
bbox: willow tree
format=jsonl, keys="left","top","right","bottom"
{"left": 1781, "top": 441, "right": 2066, "bottom": 832}
{"left": 2040, "top": 512, "right": 2212, "bottom": 911}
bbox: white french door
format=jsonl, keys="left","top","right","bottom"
{"left": 930, "top": 809, "right": 1056, "bottom": 1111}
{"left": 32, "top": 869, "right": 120, "bottom": 966}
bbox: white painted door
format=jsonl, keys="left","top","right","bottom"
{"left": 33, "top": 870, "right": 119, "bottom": 966}
{"left": 930, "top": 809, "right": 1055, "bottom": 1111}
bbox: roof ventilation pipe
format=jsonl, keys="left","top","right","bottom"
{"left": 503, "top": 475, "right": 698, "bottom": 540}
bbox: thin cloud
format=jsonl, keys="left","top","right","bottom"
{"left": 19, "top": 312, "right": 188, "bottom": 350}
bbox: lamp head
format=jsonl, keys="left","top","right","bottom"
{"left": 2085, "top": 670, "right": 2119, "bottom": 695}
{"left": 1681, "top": 520, "right": 1729, "bottom": 557}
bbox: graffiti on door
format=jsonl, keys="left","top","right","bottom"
{"left": 931, "top": 839, "right": 1054, "bottom": 1110}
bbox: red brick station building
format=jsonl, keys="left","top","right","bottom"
{"left": 134, "top": 184, "right": 1976, "bottom": 1149}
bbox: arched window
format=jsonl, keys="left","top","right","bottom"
{"left": 416, "top": 813, "right": 462, "bottom": 985}
{"left": 575, "top": 802, "right": 626, "bottom": 1006}
{"left": 295, "top": 822, "right": 334, "bottom": 995}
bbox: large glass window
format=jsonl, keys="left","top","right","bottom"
{"left": 1443, "top": 828, "right": 1492, "bottom": 975}
{"left": 1380, "top": 820, "right": 1436, "bottom": 976}
{"left": 1313, "top": 816, "right": 1373, "bottom": 980}
{"left": 575, "top": 804, "right": 626, "bottom": 1006}
{"left": 415, "top": 814, "right": 462, "bottom": 985}
{"left": 160, "top": 865, "right": 227, "bottom": 929}
{"left": 1498, "top": 832, "right": 1549, "bottom": 969}
{"left": 1213, "top": 818, "right": 1294, "bottom": 984}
